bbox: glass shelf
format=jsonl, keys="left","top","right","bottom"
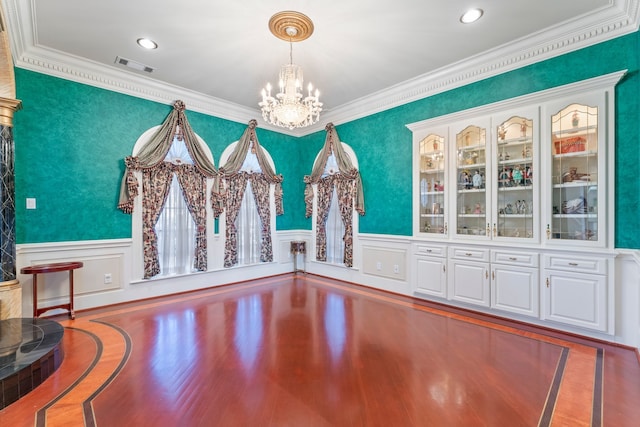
{"left": 495, "top": 115, "right": 535, "bottom": 240}
{"left": 419, "top": 133, "right": 447, "bottom": 235}
{"left": 550, "top": 103, "right": 599, "bottom": 243}
{"left": 455, "top": 124, "right": 488, "bottom": 237}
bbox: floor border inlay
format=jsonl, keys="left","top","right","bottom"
{"left": 81, "top": 320, "right": 133, "bottom": 427}
{"left": 35, "top": 327, "right": 103, "bottom": 427}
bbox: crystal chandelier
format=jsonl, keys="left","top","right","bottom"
{"left": 259, "top": 12, "right": 322, "bottom": 130}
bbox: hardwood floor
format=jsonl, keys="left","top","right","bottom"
{"left": 1, "top": 274, "right": 639, "bottom": 426}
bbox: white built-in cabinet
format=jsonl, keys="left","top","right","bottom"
{"left": 408, "top": 71, "right": 624, "bottom": 337}
{"left": 491, "top": 250, "right": 539, "bottom": 318}
{"left": 413, "top": 243, "right": 447, "bottom": 298}
{"left": 448, "top": 246, "right": 490, "bottom": 307}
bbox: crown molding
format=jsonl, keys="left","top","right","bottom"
{"left": 1, "top": 0, "right": 638, "bottom": 137}
{"left": 315, "top": 0, "right": 640, "bottom": 133}
{"left": 406, "top": 70, "right": 627, "bottom": 131}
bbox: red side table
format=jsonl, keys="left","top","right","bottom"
{"left": 21, "top": 261, "right": 84, "bottom": 319}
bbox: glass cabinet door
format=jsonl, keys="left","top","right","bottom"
{"left": 549, "top": 103, "right": 599, "bottom": 242}
{"left": 455, "top": 124, "right": 488, "bottom": 237}
{"left": 495, "top": 115, "right": 535, "bottom": 239}
{"left": 418, "top": 133, "right": 446, "bottom": 234}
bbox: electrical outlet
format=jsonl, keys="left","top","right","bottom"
{"left": 393, "top": 264, "right": 400, "bottom": 274}
{"left": 104, "top": 273, "right": 112, "bottom": 284}
{"left": 376, "top": 261, "right": 382, "bottom": 270}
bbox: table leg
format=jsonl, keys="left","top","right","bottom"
{"left": 69, "top": 270, "right": 75, "bottom": 319}
{"left": 32, "top": 274, "right": 38, "bottom": 318}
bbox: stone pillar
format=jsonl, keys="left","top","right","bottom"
{"left": 0, "top": 98, "right": 22, "bottom": 320}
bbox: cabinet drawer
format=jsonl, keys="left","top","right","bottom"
{"left": 415, "top": 244, "right": 446, "bottom": 257}
{"left": 449, "top": 247, "right": 490, "bottom": 262}
{"left": 492, "top": 250, "right": 539, "bottom": 267}
{"left": 544, "top": 254, "right": 607, "bottom": 274}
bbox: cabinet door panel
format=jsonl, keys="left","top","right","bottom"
{"left": 449, "top": 260, "right": 490, "bottom": 307}
{"left": 452, "top": 118, "right": 491, "bottom": 240}
{"left": 413, "top": 125, "right": 449, "bottom": 237}
{"left": 543, "top": 91, "right": 608, "bottom": 248}
{"left": 414, "top": 256, "right": 446, "bottom": 298}
{"left": 492, "top": 108, "right": 539, "bottom": 242}
{"left": 492, "top": 265, "right": 539, "bottom": 317}
{"left": 543, "top": 270, "right": 606, "bottom": 331}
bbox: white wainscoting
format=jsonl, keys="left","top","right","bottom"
{"left": 615, "top": 250, "right": 640, "bottom": 349}
{"left": 17, "top": 239, "right": 132, "bottom": 316}
{"left": 15, "top": 233, "right": 640, "bottom": 349}
{"left": 17, "top": 231, "right": 310, "bottom": 317}
{"left": 304, "top": 234, "right": 413, "bottom": 296}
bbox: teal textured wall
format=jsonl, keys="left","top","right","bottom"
{"left": 326, "top": 32, "right": 639, "bottom": 247}
{"left": 13, "top": 70, "right": 302, "bottom": 243}
{"left": 12, "top": 31, "right": 640, "bottom": 248}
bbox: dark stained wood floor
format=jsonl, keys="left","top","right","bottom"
{"left": 1, "top": 274, "right": 639, "bottom": 426}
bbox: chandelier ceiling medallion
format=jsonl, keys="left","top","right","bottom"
{"left": 259, "top": 11, "right": 322, "bottom": 130}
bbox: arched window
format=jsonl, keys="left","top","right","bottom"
{"left": 155, "top": 135, "right": 197, "bottom": 276}
{"left": 304, "top": 124, "right": 365, "bottom": 268}
{"left": 118, "top": 101, "right": 218, "bottom": 280}
{"left": 218, "top": 120, "right": 283, "bottom": 268}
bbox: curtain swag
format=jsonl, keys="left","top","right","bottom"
{"left": 303, "top": 123, "right": 365, "bottom": 268}
{"left": 303, "top": 122, "right": 365, "bottom": 218}
{"left": 219, "top": 119, "right": 284, "bottom": 267}
{"left": 116, "top": 100, "right": 222, "bottom": 278}
{"left": 117, "top": 100, "right": 223, "bottom": 216}
{"left": 217, "top": 119, "right": 284, "bottom": 217}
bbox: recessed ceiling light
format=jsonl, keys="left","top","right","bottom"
{"left": 460, "top": 8, "right": 484, "bottom": 24}
{"left": 137, "top": 38, "right": 158, "bottom": 50}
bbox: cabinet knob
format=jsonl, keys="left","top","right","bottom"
{"left": 509, "top": 257, "right": 517, "bottom": 261}
{"left": 493, "top": 223, "right": 497, "bottom": 237}
{"left": 568, "top": 262, "right": 579, "bottom": 266}
{"left": 546, "top": 224, "right": 551, "bottom": 239}
{"left": 485, "top": 270, "right": 489, "bottom": 279}
{"left": 444, "top": 222, "right": 448, "bottom": 234}
{"left": 546, "top": 278, "right": 550, "bottom": 288}
{"left": 465, "top": 252, "right": 473, "bottom": 257}
{"left": 486, "top": 223, "right": 490, "bottom": 236}
{"left": 492, "top": 271, "right": 495, "bottom": 280}
{"left": 443, "top": 265, "right": 446, "bottom": 273}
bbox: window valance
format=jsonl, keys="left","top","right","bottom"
{"left": 117, "top": 100, "right": 222, "bottom": 216}
{"left": 303, "top": 123, "right": 365, "bottom": 218}
{"left": 217, "top": 119, "right": 284, "bottom": 216}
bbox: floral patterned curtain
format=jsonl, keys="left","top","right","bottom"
{"left": 142, "top": 163, "right": 174, "bottom": 278}
{"left": 218, "top": 119, "right": 284, "bottom": 215}
{"left": 117, "top": 100, "right": 219, "bottom": 278}
{"left": 315, "top": 176, "right": 335, "bottom": 262}
{"left": 118, "top": 100, "right": 220, "bottom": 214}
{"left": 335, "top": 175, "right": 356, "bottom": 267}
{"left": 304, "top": 123, "right": 365, "bottom": 217}
{"left": 219, "top": 120, "right": 284, "bottom": 268}
{"left": 304, "top": 123, "right": 365, "bottom": 267}
{"left": 223, "top": 173, "right": 249, "bottom": 268}
{"left": 175, "top": 164, "right": 207, "bottom": 272}
{"left": 251, "top": 174, "right": 273, "bottom": 263}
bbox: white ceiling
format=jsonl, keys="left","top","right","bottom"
{"left": 1, "top": 0, "right": 638, "bottom": 135}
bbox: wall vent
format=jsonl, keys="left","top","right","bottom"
{"left": 115, "top": 56, "right": 154, "bottom": 73}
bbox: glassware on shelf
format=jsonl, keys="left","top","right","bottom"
{"left": 550, "top": 103, "right": 598, "bottom": 241}
{"left": 456, "top": 125, "right": 487, "bottom": 236}
{"left": 419, "top": 133, "right": 446, "bottom": 234}
{"left": 495, "top": 115, "right": 534, "bottom": 239}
